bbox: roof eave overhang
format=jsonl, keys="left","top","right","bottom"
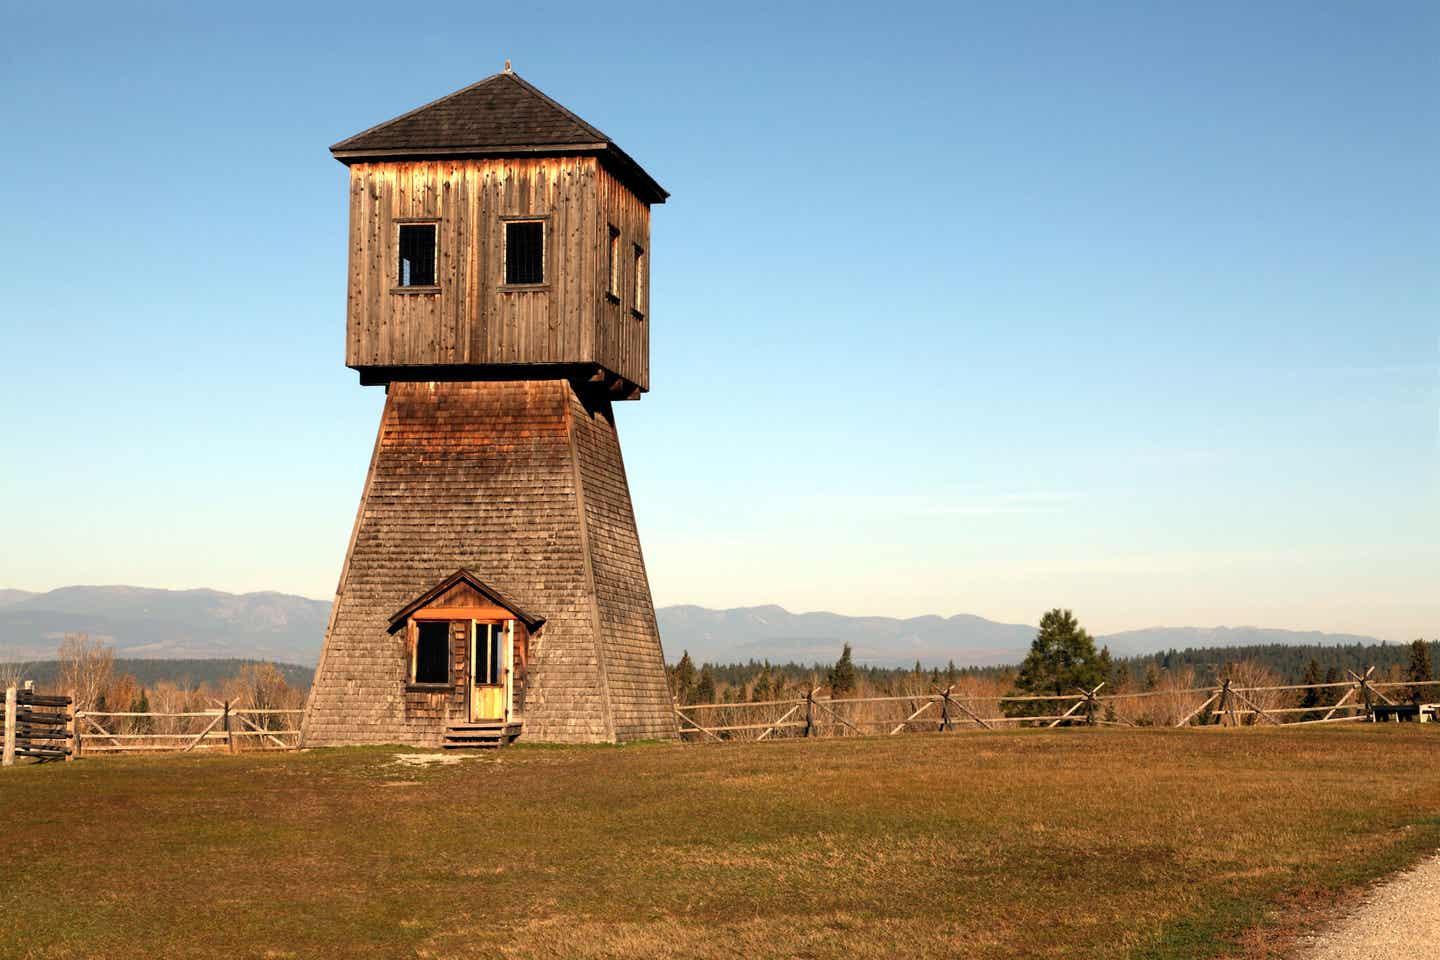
{"left": 330, "top": 142, "right": 668, "bottom": 205}
{"left": 387, "top": 569, "right": 546, "bottom": 632}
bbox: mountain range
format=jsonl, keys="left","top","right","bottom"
{"left": 0, "top": 585, "right": 1386, "bottom": 669}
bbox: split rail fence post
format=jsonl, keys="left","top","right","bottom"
{"left": 68, "top": 689, "right": 79, "bottom": 760}
{"left": 3, "top": 685, "right": 15, "bottom": 766}
{"left": 940, "top": 686, "right": 953, "bottom": 732}
{"left": 224, "top": 701, "right": 236, "bottom": 755}
{"left": 804, "top": 688, "right": 814, "bottom": 738}
{"left": 1358, "top": 668, "right": 1375, "bottom": 721}
{"left": 1213, "top": 680, "right": 1232, "bottom": 726}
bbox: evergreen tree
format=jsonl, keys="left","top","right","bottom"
{"left": 1010, "top": 609, "right": 1106, "bottom": 717}
{"left": 1323, "top": 666, "right": 1341, "bottom": 706}
{"left": 946, "top": 660, "right": 958, "bottom": 686}
{"left": 828, "top": 644, "right": 857, "bottom": 697}
{"left": 1098, "top": 645, "right": 1115, "bottom": 686}
{"left": 1406, "top": 639, "right": 1434, "bottom": 703}
{"left": 694, "top": 666, "right": 716, "bottom": 704}
{"left": 1142, "top": 662, "right": 1160, "bottom": 691}
{"left": 129, "top": 689, "right": 151, "bottom": 734}
{"left": 672, "top": 651, "right": 696, "bottom": 705}
{"left": 1299, "top": 659, "right": 1322, "bottom": 719}
{"left": 751, "top": 664, "right": 773, "bottom": 702}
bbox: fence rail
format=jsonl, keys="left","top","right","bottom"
{"left": 674, "top": 668, "right": 1440, "bottom": 741}
{"left": 73, "top": 702, "right": 303, "bottom": 755}
{"left": 1, "top": 689, "right": 303, "bottom": 761}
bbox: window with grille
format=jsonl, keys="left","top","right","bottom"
{"left": 505, "top": 220, "right": 544, "bottom": 285}
{"left": 397, "top": 223, "right": 436, "bottom": 288}
{"left": 412, "top": 620, "right": 449, "bottom": 684}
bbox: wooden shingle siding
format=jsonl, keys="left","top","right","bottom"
{"left": 300, "top": 379, "right": 674, "bottom": 746}
{"left": 346, "top": 157, "right": 650, "bottom": 393}
{"left": 569, "top": 390, "right": 677, "bottom": 740}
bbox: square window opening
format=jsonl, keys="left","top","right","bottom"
{"left": 413, "top": 620, "right": 449, "bottom": 684}
{"left": 505, "top": 220, "right": 545, "bottom": 285}
{"left": 397, "top": 224, "right": 437, "bottom": 287}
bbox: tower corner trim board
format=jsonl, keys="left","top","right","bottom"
{"left": 301, "top": 72, "right": 677, "bottom": 747}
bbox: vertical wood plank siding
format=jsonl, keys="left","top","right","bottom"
{"left": 346, "top": 158, "right": 650, "bottom": 391}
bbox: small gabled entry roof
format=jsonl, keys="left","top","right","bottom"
{"left": 330, "top": 70, "right": 668, "bottom": 205}
{"left": 388, "top": 569, "right": 545, "bottom": 632}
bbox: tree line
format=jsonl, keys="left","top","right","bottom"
{"left": 3, "top": 634, "right": 305, "bottom": 731}
{"left": 667, "top": 609, "right": 1439, "bottom": 715}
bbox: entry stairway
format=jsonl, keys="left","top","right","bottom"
{"left": 443, "top": 721, "right": 523, "bottom": 749}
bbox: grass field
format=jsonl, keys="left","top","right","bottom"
{"left": 4, "top": 728, "right": 1440, "bottom": 960}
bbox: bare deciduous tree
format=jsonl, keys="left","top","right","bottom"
{"left": 0, "top": 660, "right": 27, "bottom": 691}
{"left": 58, "top": 633, "right": 114, "bottom": 711}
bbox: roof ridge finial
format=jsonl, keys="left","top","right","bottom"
{"left": 504, "top": 59, "right": 513, "bottom": 73}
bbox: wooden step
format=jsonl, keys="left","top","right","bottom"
{"left": 442, "top": 721, "right": 523, "bottom": 749}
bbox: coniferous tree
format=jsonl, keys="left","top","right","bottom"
{"left": 671, "top": 651, "right": 696, "bottom": 705}
{"left": 751, "top": 664, "right": 773, "bottom": 702}
{"left": 828, "top": 644, "right": 857, "bottom": 697}
{"left": 129, "top": 689, "right": 151, "bottom": 734}
{"left": 1300, "top": 659, "right": 1322, "bottom": 719}
{"left": 1406, "top": 639, "right": 1434, "bottom": 703}
{"left": 694, "top": 666, "right": 716, "bottom": 704}
{"left": 946, "top": 660, "right": 958, "bottom": 686}
{"left": 1323, "top": 666, "right": 1342, "bottom": 706}
{"left": 1098, "top": 645, "right": 1115, "bottom": 687}
{"left": 1010, "top": 609, "right": 1106, "bottom": 718}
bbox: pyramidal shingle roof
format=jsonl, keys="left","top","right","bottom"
{"left": 331, "top": 70, "right": 667, "bottom": 203}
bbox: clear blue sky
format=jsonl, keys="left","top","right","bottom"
{"left": 0, "top": 1, "right": 1434, "bottom": 640}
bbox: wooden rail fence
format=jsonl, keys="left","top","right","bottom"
{"left": 73, "top": 702, "right": 303, "bottom": 755}
{"left": 674, "top": 669, "right": 1440, "bottom": 742}
{"left": 2, "top": 684, "right": 75, "bottom": 764}
{"left": 1, "top": 690, "right": 302, "bottom": 761}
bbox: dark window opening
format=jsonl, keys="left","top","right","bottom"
{"left": 606, "top": 225, "right": 621, "bottom": 298}
{"left": 633, "top": 244, "right": 646, "bottom": 319}
{"left": 414, "top": 620, "right": 449, "bottom": 684}
{"left": 398, "top": 224, "right": 436, "bottom": 287}
{"left": 505, "top": 220, "right": 544, "bottom": 285}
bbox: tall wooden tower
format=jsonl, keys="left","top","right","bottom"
{"left": 301, "top": 68, "right": 677, "bottom": 746}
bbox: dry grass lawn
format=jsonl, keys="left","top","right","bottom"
{"left": 4, "top": 727, "right": 1440, "bottom": 959}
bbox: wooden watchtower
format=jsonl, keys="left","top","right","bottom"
{"left": 300, "top": 68, "right": 677, "bottom": 746}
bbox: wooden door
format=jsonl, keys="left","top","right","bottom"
{"left": 470, "top": 621, "right": 508, "bottom": 721}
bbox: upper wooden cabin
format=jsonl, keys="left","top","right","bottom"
{"left": 331, "top": 69, "right": 668, "bottom": 398}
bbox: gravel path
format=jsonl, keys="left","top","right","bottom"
{"left": 1292, "top": 855, "right": 1440, "bottom": 958}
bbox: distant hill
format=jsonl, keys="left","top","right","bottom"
{"left": 0, "top": 589, "right": 36, "bottom": 608}
{"left": 0, "top": 585, "right": 1386, "bottom": 671}
{"left": 0, "top": 586, "right": 329, "bottom": 664}
{"left": 1096, "top": 626, "right": 1382, "bottom": 659}
{"left": 655, "top": 605, "right": 1385, "bottom": 669}
{"left": 656, "top": 604, "right": 1037, "bottom": 667}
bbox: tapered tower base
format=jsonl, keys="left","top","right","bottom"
{"left": 301, "top": 379, "right": 677, "bottom": 746}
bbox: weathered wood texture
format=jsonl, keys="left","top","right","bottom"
{"left": 345, "top": 158, "right": 650, "bottom": 392}
{"left": 300, "top": 380, "right": 676, "bottom": 746}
